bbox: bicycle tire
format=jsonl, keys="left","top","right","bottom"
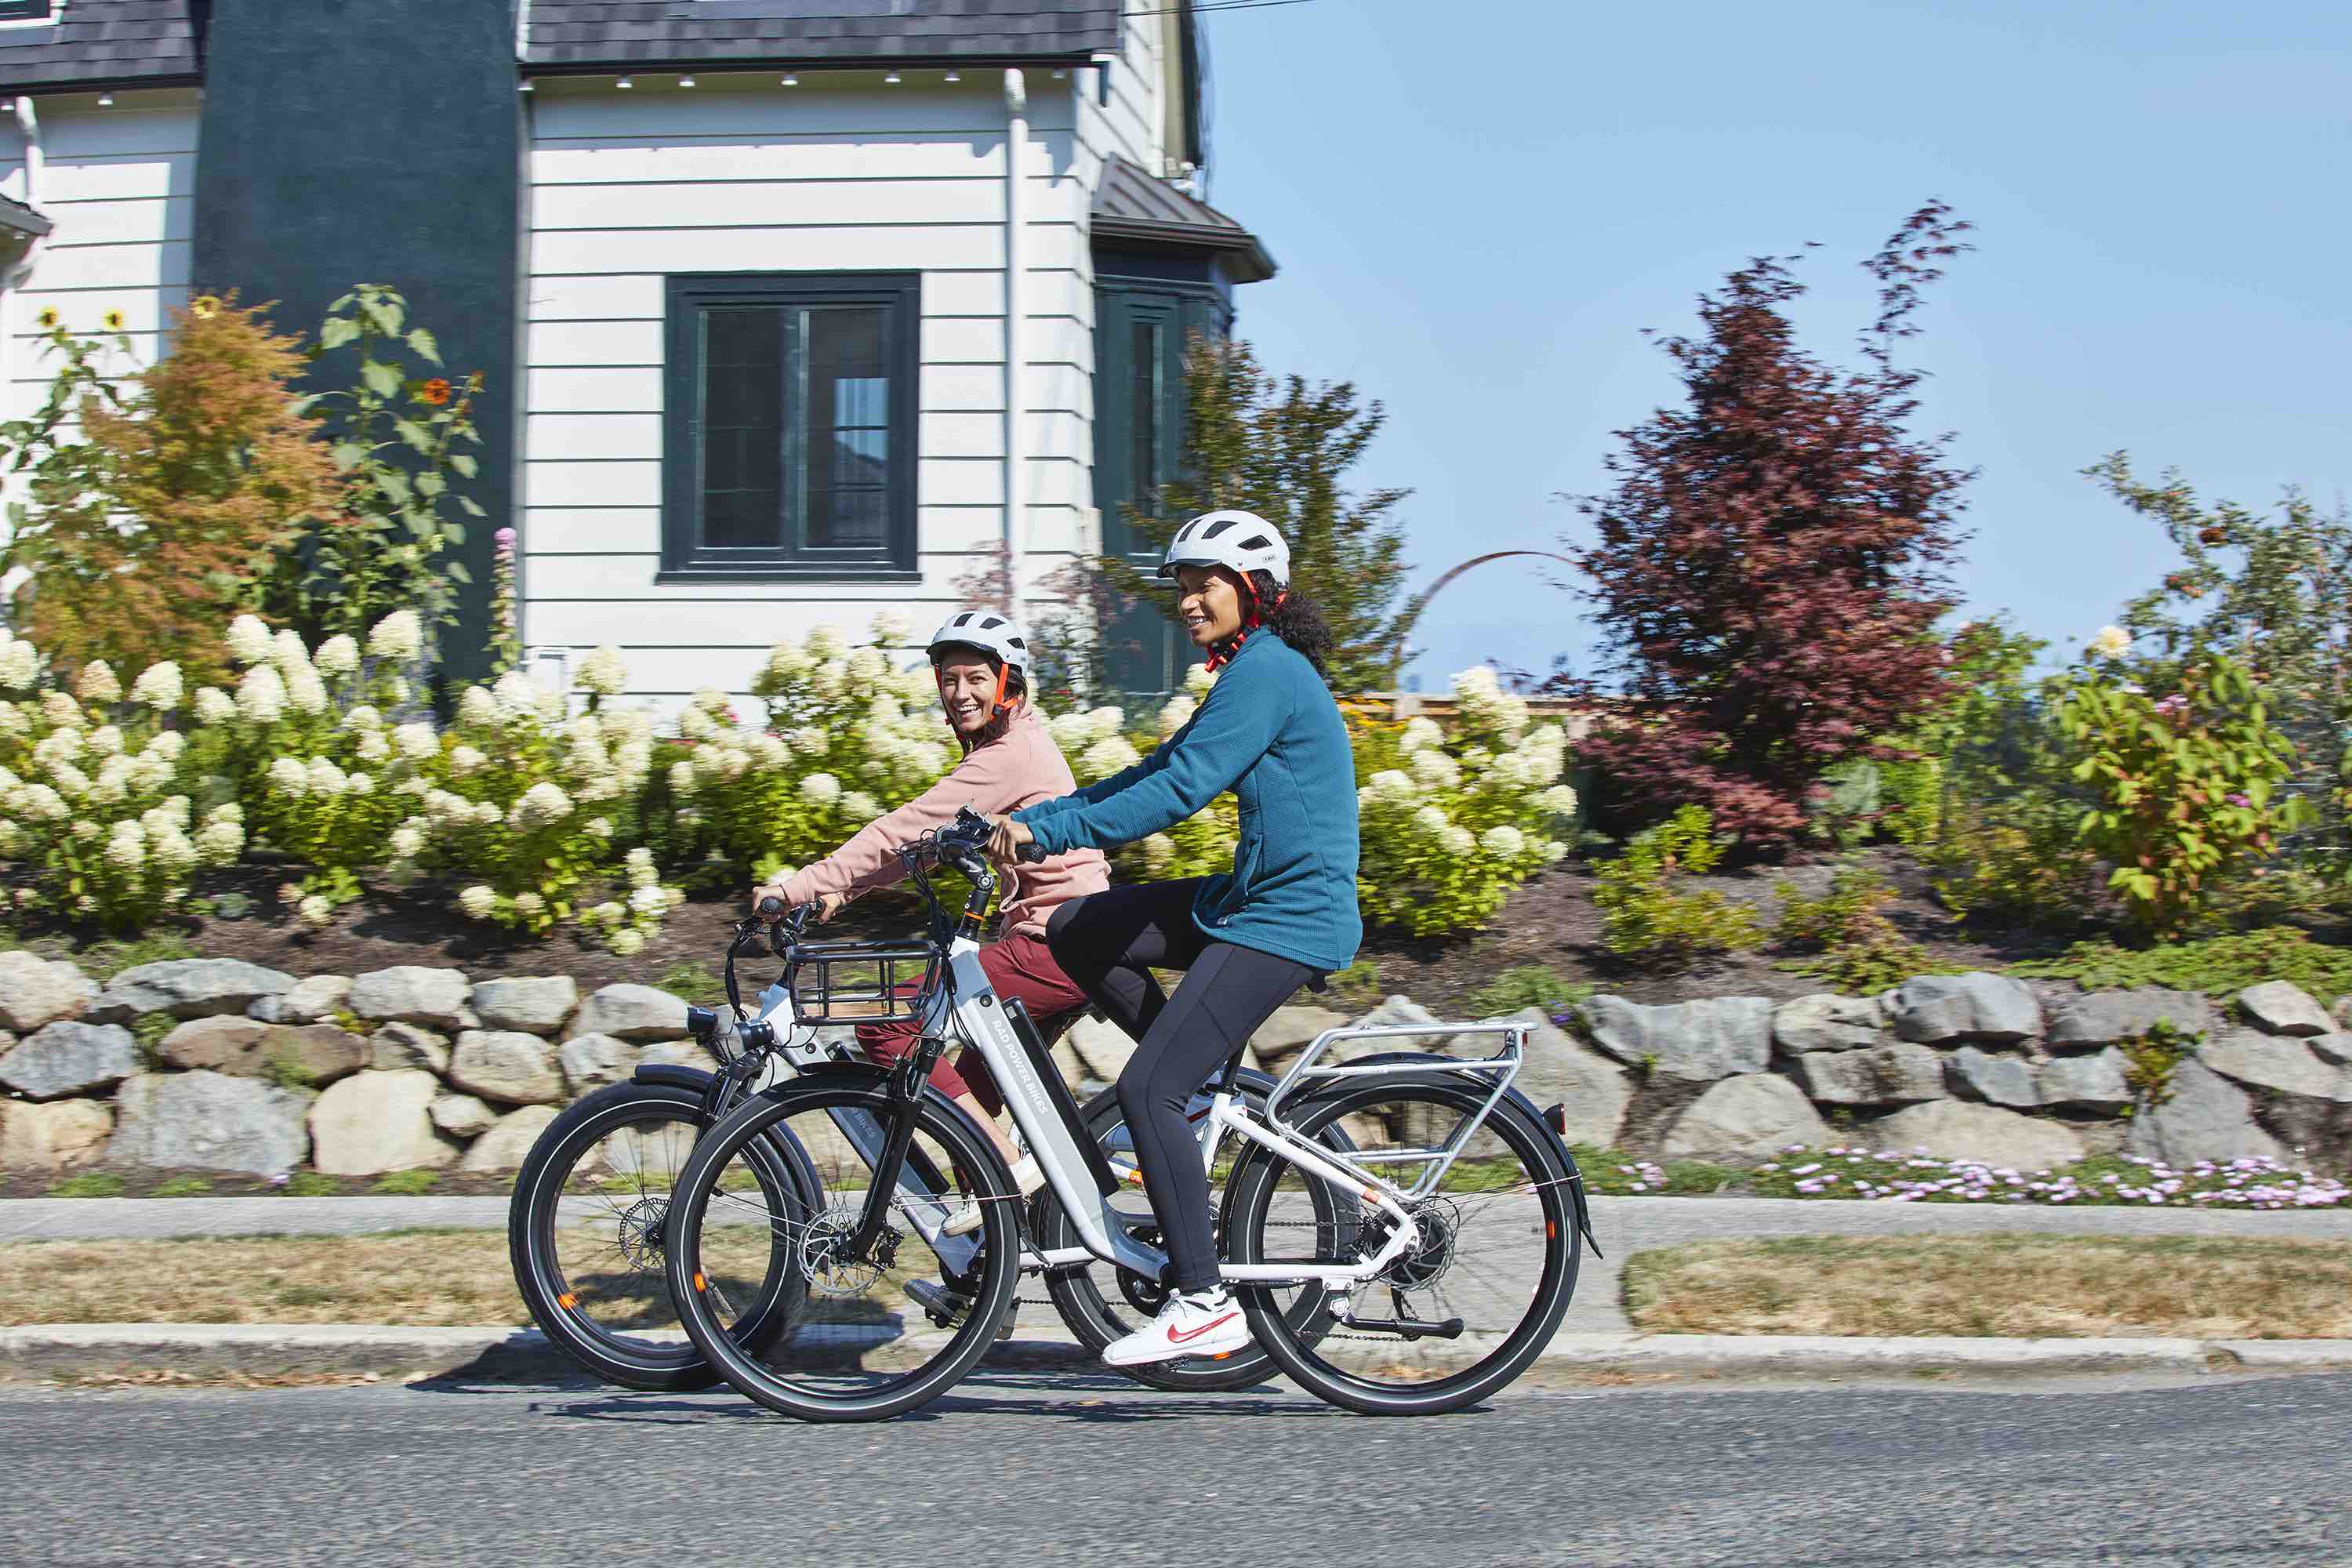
{"left": 666, "top": 1076, "right": 1021, "bottom": 1423}
{"left": 1036, "top": 1075, "right": 1341, "bottom": 1393}
{"left": 509, "top": 1081, "right": 811, "bottom": 1390}
{"left": 1225, "top": 1076, "right": 1580, "bottom": 1417}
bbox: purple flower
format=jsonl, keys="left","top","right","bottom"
{"left": 2227, "top": 793, "right": 2251, "bottom": 808}
{"left": 495, "top": 526, "right": 517, "bottom": 550}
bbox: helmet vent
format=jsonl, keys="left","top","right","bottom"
{"left": 1201, "top": 517, "right": 1241, "bottom": 540}
{"left": 1237, "top": 534, "right": 1274, "bottom": 552}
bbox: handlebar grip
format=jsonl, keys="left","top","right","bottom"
{"left": 757, "top": 895, "right": 785, "bottom": 920}
{"left": 1016, "top": 841, "right": 1048, "bottom": 865}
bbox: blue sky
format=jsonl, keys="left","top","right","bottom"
{"left": 1195, "top": 0, "right": 2352, "bottom": 689}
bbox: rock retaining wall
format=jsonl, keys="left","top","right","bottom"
{"left": 4, "top": 956, "right": 2348, "bottom": 1177}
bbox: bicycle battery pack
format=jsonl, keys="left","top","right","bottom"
{"left": 1001, "top": 996, "right": 1121, "bottom": 1198}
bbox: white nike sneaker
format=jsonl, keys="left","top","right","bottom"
{"left": 940, "top": 1154, "right": 1044, "bottom": 1237}
{"left": 1100, "top": 1287, "right": 1250, "bottom": 1367}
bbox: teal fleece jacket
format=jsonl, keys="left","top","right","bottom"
{"left": 1016, "top": 630, "right": 1363, "bottom": 974}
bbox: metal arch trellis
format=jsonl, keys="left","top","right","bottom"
{"left": 1392, "top": 550, "right": 1580, "bottom": 681}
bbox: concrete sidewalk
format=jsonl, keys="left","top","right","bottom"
{"left": 13, "top": 1192, "right": 2352, "bottom": 1334}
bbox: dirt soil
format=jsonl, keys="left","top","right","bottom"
{"left": 2, "top": 846, "right": 2071, "bottom": 1019}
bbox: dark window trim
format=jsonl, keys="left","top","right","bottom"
{"left": 0, "top": 2, "right": 54, "bottom": 23}
{"left": 660, "top": 270, "right": 920, "bottom": 583}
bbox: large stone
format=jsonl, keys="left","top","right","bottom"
{"left": 448, "top": 1030, "right": 564, "bottom": 1105}
{"left": 2311, "top": 1033, "right": 2352, "bottom": 1068}
{"left": 1882, "top": 973, "right": 2041, "bottom": 1045}
{"left": 1248, "top": 1004, "right": 1352, "bottom": 1072}
{"left": 104, "top": 1070, "right": 312, "bottom": 1174}
{"left": 2201, "top": 1029, "right": 2352, "bottom": 1102}
{"left": 571, "top": 983, "right": 688, "bottom": 1043}
{"left": 2237, "top": 982, "right": 2332, "bottom": 1037}
{"left": 558, "top": 1033, "right": 641, "bottom": 1095}
{"left": 637, "top": 1040, "right": 720, "bottom": 1078}
{"left": 470, "top": 976, "right": 580, "bottom": 1037}
{"left": 0, "top": 1098, "right": 114, "bottom": 1170}
{"left": 347, "top": 967, "right": 474, "bottom": 1030}
{"left": 90, "top": 959, "right": 296, "bottom": 1024}
{"left": 0, "top": 950, "right": 96, "bottom": 1032}
{"left": 1662, "top": 1074, "right": 1832, "bottom": 1160}
{"left": 1794, "top": 1042, "right": 1946, "bottom": 1107}
{"left": 430, "top": 1093, "right": 499, "bottom": 1138}
{"left": 369, "top": 1022, "right": 452, "bottom": 1075}
{"left": 248, "top": 974, "right": 353, "bottom": 1026}
{"left": 1949, "top": 1045, "right": 2041, "bottom": 1109}
{"left": 458, "top": 1105, "right": 561, "bottom": 1172}
{"left": 2125, "top": 1058, "right": 2289, "bottom": 1166}
{"left": 0, "top": 1020, "right": 139, "bottom": 1101}
{"left": 1064, "top": 1014, "right": 1136, "bottom": 1087}
{"left": 2045, "top": 988, "right": 2211, "bottom": 1048}
{"left": 2038, "top": 1047, "right": 2133, "bottom": 1112}
{"left": 1472, "top": 1008, "right": 1632, "bottom": 1148}
{"left": 1582, "top": 995, "right": 1772, "bottom": 1082}
{"left": 158, "top": 1018, "right": 365, "bottom": 1087}
{"left": 307, "top": 1069, "right": 459, "bottom": 1175}
{"left": 1772, "top": 993, "right": 1884, "bottom": 1054}
{"left": 1865, "top": 1100, "right": 2085, "bottom": 1171}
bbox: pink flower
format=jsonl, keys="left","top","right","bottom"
{"left": 2227, "top": 793, "right": 2251, "bottom": 808}
{"left": 495, "top": 527, "right": 517, "bottom": 551}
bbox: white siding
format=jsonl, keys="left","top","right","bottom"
{"left": 519, "top": 71, "right": 1113, "bottom": 702}
{"left": 0, "top": 90, "right": 198, "bottom": 419}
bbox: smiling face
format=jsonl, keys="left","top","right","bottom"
{"left": 935, "top": 651, "right": 1002, "bottom": 737}
{"left": 1175, "top": 564, "right": 1249, "bottom": 648}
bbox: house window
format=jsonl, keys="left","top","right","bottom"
{"left": 662, "top": 271, "right": 919, "bottom": 580}
{"left": 1129, "top": 316, "right": 1167, "bottom": 519}
{"left": 0, "top": 1, "right": 55, "bottom": 21}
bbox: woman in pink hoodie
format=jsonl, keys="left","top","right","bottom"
{"left": 753, "top": 611, "right": 1108, "bottom": 1236}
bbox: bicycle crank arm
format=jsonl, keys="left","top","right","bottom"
{"left": 1340, "top": 1314, "right": 1465, "bottom": 1341}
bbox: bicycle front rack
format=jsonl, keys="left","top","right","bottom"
{"left": 782, "top": 938, "right": 942, "bottom": 1026}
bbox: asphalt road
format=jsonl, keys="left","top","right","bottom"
{"left": 4, "top": 1371, "right": 2348, "bottom": 1566}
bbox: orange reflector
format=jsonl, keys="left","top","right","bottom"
{"left": 692, "top": 1272, "right": 706, "bottom": 1291}
{"left": 1210, "top": 1352, "right": 1232, "bottom": 1361}
{"left": 1547, "top": 1221, "right": 1557, "bottom": 1239}
{"left": 556, "top": 1292, "right": 576, "bottom": 1310}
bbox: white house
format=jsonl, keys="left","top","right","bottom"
{"left": 0, "top": 0, "right": 1274, "bottom": 702}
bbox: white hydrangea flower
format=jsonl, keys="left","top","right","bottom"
{"left": 1541, "top": 838, "right": 1569, "bottom": 863}
{"left": 41, "top": 689, "right": 85, "bottom": 729}
{"left": 269, "top": 627, "right": 313, "bottom": 678}
{"left": 1411, "top": 748, "right": 1462, "bottom": 790}
{"left": 808, "top": 659, "right": 848, "bottom": 701}
{"left": 0, "top": 638, "right": 38, "bottom": 690}
{"left": 356, "top": 731, "right": 390, "bottom": 764}
{"left": 456, "top": 685, "right": 498, "bottom": 727}
{"left": 458, "top": 884, "right": 498, "bottom": 919}
{"left": 346, "top": 771, "right": 374, "bottom": 796}
{"left": 0, "top": 702, "right": 24, "bottom": 736}
{"left": 368, "top": 609, "right": 423, "bottom": 662}
{"left": 1157, "top": 695, "right": 1196, "bottom": 740}
{"left": 1442, "top": 825, "right": 1476, "bottom": 857}
{"left": 803, "top": 624, "right": 846, "bottom": 661}
{"left": 141, "top": 799, "right": 191, "bottom": 836}
{"left": 194, "top": 686, "right": 235, "bottom": 725}
{"left": 677, "top": 702, "right": 716, "bottom": 742}
{"left": 760, "top": 642, "right": 813, "bottom": 685}
{"left": 840, "top": 790, "right": 880, "bottom": 821}
{"left": 666, "top": 760, "right": 698, "bottom": 798}
{"left": 49, "top": 762, "right": 89, "bottom": 799}
{"left": 585, "top": 816, "right": 612, "bottom": 839}
{"left": 1486, "top": 750, "right": 1537, "bottom": 790}
{"left": 898, "top": 742, "right": 950, "bottom": 782}
{"left": 846, "top": 646, "right": 886, "bottom": 685}
{"left": 1369, "top": 769, "right": 1417, "bottom": 805}
{"left": 535, "top": 687, "right": 568, "bottom": 724}
{"left": 1397, "top": 717, "right": 1444, "bottom": 755}
{"left": 393, "top": 723, "right": 440, "bottom": 762}
{"left": 85, "top": 762, "right": 130, "bottom": 806}
{"left": 285, "top": 666, "right": 328, "bottom": 716}
{"left": 612, "top": 739, "right": 652, "bottom": 780}
{"left": 492, "top": 669, "right": 538, "bottom": 720}
{"left": 103, "top": 828, "right": 145, "bottom": 870}
{"left": 150, "top": 827, "right": 198, "bottom": 875}
{"left": 268, "top": 756, "right": 310, "bottom": 797}
{"left": 126, "top": 661, "right": 183, "bottom": 712}
{"left": 1184, "top": 663, "right": 1216, "bottom": 698}
{"left": 790, "top": 725, "right": 829, "bottom": 757}
{"left": 869, "top": 608, "right": 913, "bottom": 646}
{"left": 388, "top": 677, "right": 412, "bottom": 705}
{"left": 897, "top": 664, "right": 940, "bottom": 704}
{"left": 34, "top": 727, "right": 82, "bottom": 768}
{"left": 1479, "top": 825, "right": 1527, "bottom": 860}
{"left": 390, "top": 825, "right": 425, "bottom": 859}
{"left": 799, "top": 771, "right": 841, "bottom": 806}
{"left": 513, "top": 891, "right": 546, "bottom": 918}
{"left": 235, "top": 665, "right": 286, "bottom": 725}
{"left": 1143, "top": 833, "right": 1176, "bottom": 873}
{"left": 1047, "top": 711, "right": 1092, "bottom": 752}
{"left": 85, "top": 724, "right": 124, "bottom": 758}
{"left": 448, "top": 745, "right": 486, "bottom": 777}
{"left": 2089, "top": 625, "right": 2132, "bottom": 659}
{"left": 314, "top": 634, "right": 361, "bottom": 677}
{"left": 472, "top": 799, "right": 502, "bottom": 827}
{"left": 509, "top": 781, "right": 573, "bottom": 830}
{"left": 1413, "top": 804, "right": 1450, "bottom": 836}
{"left": 225, "top": 614, "right": 274, "bottom": 666}
{"left": 608, "top": 927, "right": 646, "bottom": 957}
{"left": 1080, "top": 736, "right": 1142, "bottom": 779}
{"left": 75, "top": 660, "right": 122, "bottom": 704}
{"left": 205, "top": 802, "right": 244, "bottom": 828}
{"left": 749, "top": 733, "right": 793, "bottom": 769}
{"left": 576, "top": 644, "right": 630, "bottom": 698}
{"left": 20, "top": 783, "right": 68, "bottom": 821}
{"left": 71, "top": 818, "right": 98, "bottom": 840}
{"left": 128, "top": 751, "right": 174, "bottom": 793}
{"left": 298, "top": 895, "right": 334, "bottom": 929}
{"left": 629, "top": 884, "right": 668, "bottom": 916}
{"left": 194, "top": 818, "right": 244, "bottom": 863}
{"left": 1535, "top": 784, "right": 1579, "bottom": 817}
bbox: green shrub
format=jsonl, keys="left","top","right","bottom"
{"left": 48, "top": 1171, "right": 125, "bottom": 1198}
{"left": 1773, "top": 859, "right": 1955, "bottom": 994}
{"left": 1592, "top": 806, "right": 1762, "bottom": 967}
{"left": 1467, "top": 965, "right": 1592, "bottom": 1018}
{"left": 152, "top": 1175, "right": 213, "bottom": 1196}
{"left": 2010, "top": 926, "right": 2352, "bottom": 1001}
{"left": 2117, "top": 1018, "right": 2203, "bottom": 1106}
{"left": 370, "top": 1169, "right": 440, "bottom": 1196}
{"left": 281, "top": 1171, "right": 339, "bottom": 1196}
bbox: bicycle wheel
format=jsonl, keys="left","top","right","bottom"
{"left": 1225, "top": 1076, "right": 1580, "bottom": 1416}
{"left": 510, "top": 1081, "right": 810, "bottom": 1390}
{"left": 666, "top": 1075, "right": 1020, "bottom": 1422}
{"left": 1036, "top": 1076, "right": 1341, "bottom": 1394}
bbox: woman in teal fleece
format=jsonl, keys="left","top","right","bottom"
{"left": 988, "top": 510, "right": 1359, "bottom": 1367}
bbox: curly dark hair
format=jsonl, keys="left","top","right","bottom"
{"left": 1245, "top": 568, "right": 1336, "bottom": 679}
{"left": 928, "top": 646, "right": 1028, "bottom": 752}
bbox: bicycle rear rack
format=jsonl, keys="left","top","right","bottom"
{"left": 1264, "top": 1021, "right": 1529, "bottom": 1200}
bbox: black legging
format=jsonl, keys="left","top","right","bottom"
{"left": 1047, "top": 879, "right": 1323, "bottom": 1294}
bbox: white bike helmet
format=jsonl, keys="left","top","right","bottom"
{"left": 926, "top": 608, "right": 1033, "bottom": 679}
{"left": 1160, "top": 510, "right": 1290, "bottom": 590}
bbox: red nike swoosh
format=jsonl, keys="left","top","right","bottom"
{"left": 1167, "top": 1312, "right": 1240, "bottom": 1344}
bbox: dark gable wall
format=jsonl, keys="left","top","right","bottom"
{"left": 192, "top": 0, "right": 521, "bottom": 685}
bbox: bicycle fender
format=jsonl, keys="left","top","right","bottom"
{"left": 632, "top": 1062, "right": 717, "bottom": 1094}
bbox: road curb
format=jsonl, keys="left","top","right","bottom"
{"left": 8, "top": 1323, "right": 2351, "bottom": 1386}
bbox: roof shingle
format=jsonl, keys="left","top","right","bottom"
{"left": 522, "top": 2, "right": 1122, "bottom": 69}
{"left": 0, "top": 1, "right": 200, "bottom": 92}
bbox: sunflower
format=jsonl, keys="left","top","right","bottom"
{"left": 101, "top": 308, "right": 125, "bottom": 332}
{"left": 418, "top": 377, "right": 452, "bottom": 406}
{"left": 34, "top": 307, "right": 58, "bottom": 329}
{"left": 188, "top": 295, "right": 221, "bottom": 319}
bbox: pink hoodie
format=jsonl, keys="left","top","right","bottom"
{"left": 780, "top": 704, "right": 1109, "bottom": 938}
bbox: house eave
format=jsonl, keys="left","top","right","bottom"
{"left": 1091, "top": 216, "right": 1276, "bottom": 285}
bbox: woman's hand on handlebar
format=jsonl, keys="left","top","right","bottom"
{"left": 750, "top": 884, "right": 841, "bottom": 924}
{"left": 986, "top": 817, "right": 1036, "bottom": 866}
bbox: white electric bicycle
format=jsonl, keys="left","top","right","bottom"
{"left": 662, "top": 809, "right": 1597, "bottom": 1421}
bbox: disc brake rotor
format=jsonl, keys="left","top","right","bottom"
{"left": 614, "top": 1196, "right": 669, "bottom": 1272}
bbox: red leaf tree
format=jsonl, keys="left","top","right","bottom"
{"left": 1567, "top": 203, "right": 1975, "bottom": 855}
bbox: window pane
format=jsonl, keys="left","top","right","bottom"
{"left": 698, "top": 307, "right": 785, "bottom": 550}
{"left": 1131, "top": 318, "right": 1164, "bottom": 517}
{"left": 805, "top": 306, "right": 889, "bottom": 550}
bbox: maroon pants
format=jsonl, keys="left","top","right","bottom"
{"left": 853, "top": 929, "right": 1090, "bottom": 1115}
